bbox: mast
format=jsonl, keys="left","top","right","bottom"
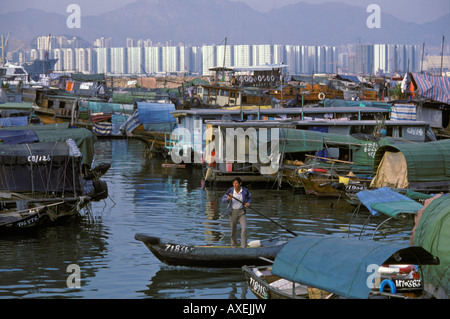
{"left": 222, "top": 37, "right": 227, "bottom": 82}
{"left": 0, "top": 32, "right": 10, "bottom": 66}
{"left": 440, "top": 35, "right": 445, "bottom": 76}
{"left": 420, "top": 42, "right": 425, "bottom": 74}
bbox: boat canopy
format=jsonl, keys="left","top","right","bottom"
{"left": 1, "top": 124, "right": 96, "bottom": 167}
{"left": 320, "top": 98, "right": 391, "bottom": 110}
{"left": 0, "top": 140, "right": 84, "bottom": 193}
{"left": 335, "top": 74, "right": 362, "bottom": 83}
{"left": 279, "top": 128, "right": 399, "bottom": 167}
{"left": 413, "top": 195, "right": 450, "bottom": 296}
{"left": 78, "top": 101, "right": 134, "bottom": 114}
{"left": 371, "top": 139, "right": 450, "bottom": 189}
{"left": 32, "top": 127, "right": 96, "bottom": 167}
{"left": 411, "top": 73, "right": 450, "bottom": 105}
{"left": 0, "top": 129, "right": 39, "bottom": 144}
{"left": 135, "top": 102, "right": 176, "bottom": 124}
{"left": 271, "top": 235, "right": 439, "bottom": 299}
{"left": 356, "top": 187, "right": 424, "bottom": 217}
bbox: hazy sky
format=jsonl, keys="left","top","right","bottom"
{"left": 2, "top": 0, "right": 449, "bottom": 24}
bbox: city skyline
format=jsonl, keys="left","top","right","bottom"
{"left": 22, "top": 37, "right": 431, "bottom": 77}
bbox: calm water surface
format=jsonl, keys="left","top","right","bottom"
{"left": 0, "top": 139, "right": 414, "bottom": 299}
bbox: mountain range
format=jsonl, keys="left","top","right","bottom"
{"left": 2, "top": 0, "right": 449, "bottom": 48}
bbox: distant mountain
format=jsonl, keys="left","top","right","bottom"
{"left": 1, "top": 0, "right": 448, "bottom": 47}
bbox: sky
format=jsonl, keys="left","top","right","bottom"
{"left": 2, "top": 0, "right": 449, "bottom": 24}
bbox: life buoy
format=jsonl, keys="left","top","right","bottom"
{"left": 191, "top": 97, "right": 201, "bottom": 107}
{"left": 318, "top": 93, "right": 326, "bottom": 100}
{"left": 379, "top": 279, "right": 396, "bottom": 294}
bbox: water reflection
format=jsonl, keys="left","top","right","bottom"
{"left": 0, "top": 220, "right": 108, "bottom": 298}
{"left": 140, "top": 267, "right": 251, "bottom": 299}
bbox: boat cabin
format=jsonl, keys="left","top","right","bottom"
{"left": 189, "top": 84, "right": 272, "bottom": 108}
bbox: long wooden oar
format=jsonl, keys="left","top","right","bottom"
{"left": 229, "top": 194, "right": 298, "bottom": 237}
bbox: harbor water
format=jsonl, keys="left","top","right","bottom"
{"left": 0, "top": 138, "right": 414, "bottom": 299}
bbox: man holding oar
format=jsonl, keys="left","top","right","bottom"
{"left": 222, "top": 177, "right": 252, "bottom": 248}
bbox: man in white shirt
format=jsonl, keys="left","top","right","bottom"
{"left": 222, "top": 177, "right": 252, "bottom": 248}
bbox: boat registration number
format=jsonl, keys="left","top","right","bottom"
{"left": 16, "top": 214, "right": 39, "bottom": 228}
{"left": 164, "top": 243, "right": 194, "bottom": 253}
{"left": 394, "top": 278, "right": 422, "bottom": 289}
{"left": 248, "top": 277, "right": 268, "bottom": 299}
{"left": 345, "top": 185, "right": 367, "bottom": 192}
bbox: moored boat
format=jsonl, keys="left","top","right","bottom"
{"left": 269, "top": 235, "right": 439, "bottom": 299}
{"left": 242, "top": 265, "right": 312, "bottom": 299}
{"left": 243, "top": 262, "right": 425, "bottom": 299}
{"left": 134, "top": 233, "right": 287, "bottom": 268}
{"left": 334, "top": 139, "right": 450, "bottom": 206}
{"left": 0, "top": 197, "right": 89, "bottom": 233}
{"left": 0, "top": 126, "right": 109, "bottom": 233}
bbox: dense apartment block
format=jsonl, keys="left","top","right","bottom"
{"left": 22, "top": 38, "right": 426, "bottom": 76}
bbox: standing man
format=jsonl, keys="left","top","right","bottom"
{"left": 222, "top": 177, "right": 252, "bottom": 248}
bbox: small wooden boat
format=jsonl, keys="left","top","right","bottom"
{"left": 0, "top": 197, "right": 89, "bottom": 233}
{"left": 297, "top": 168, "right": 372, "bottom": 198}
{"left": 269, "top": 235, "right": 439, "bottom": 299}
{"left": 242, "top": 265, "right": 312, "bottom": 299}
{"left": 0, "top": 205, "right": 49, "bottom": 232}
{"left": 134, "top": 233, "right": 288, "bottom": 268}
{"left": 243, "top": 263, "right": 424, "bottom": 299}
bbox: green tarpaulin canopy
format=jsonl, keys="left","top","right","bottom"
{"left": 413, "top": 195, "right": 450, "bottom": 296}
{"left": 372, "top": 139, "right": 450, "bottom": 187}
{"left": 1, "top": 123, "right": 96, "bottom": 167}
{"left": 279, "top": 129, "right": 402, "bottom": 168}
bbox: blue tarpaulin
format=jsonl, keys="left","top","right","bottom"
{"left": 136, "top": 102, "right": 176, "bottom": 124}
{"left": 272, "top": 235, "right": 437, "bottom": 299}
{"left": 0, "top": 129, "right": 39, "bottom": 144}
{"left": 356, "top": 187, "right": 423, "bottom": 217}
{"left": 336, "top": 74, "right": 361, "bottom": 83}
{"left": 0, "top": 116, "right": 28, "bottom": 127}
{"left": 119, "top": 102, "right": 176, "bottom": 133}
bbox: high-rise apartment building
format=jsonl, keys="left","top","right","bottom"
{"left": 233, "top": 45, "right": 252, "bottom": 69}
{"left": 96, "top": 48, "right": 111, "bottom": 74}
{"left": 127, "top": 47, "right": 145, "bottom": 75}
{"left": 110, "top": 47, "right": 127, "bottom": 75}
{"left": 144, "top": 46, "right": 161, "bottom": 74}
{"left": 361, "top": 44, "right": 421, "bottom": 75}
{"left": 161, "top": 46, "right": 179, "bottom": 73}
{"left": 75, "top": 48, "right": 97, "bottom": 73}
{"left": 63, "top": 48, "right": 75, "bottom": 72}
{"left": 202, "top": 45, "right": 216, "bottom": 76}
{"left": 53, "top": 49, "right": 64, "bottom": 72}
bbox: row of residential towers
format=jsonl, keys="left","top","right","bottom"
{"left": 25, "top": 43, "right": 422, "bottom": 76}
